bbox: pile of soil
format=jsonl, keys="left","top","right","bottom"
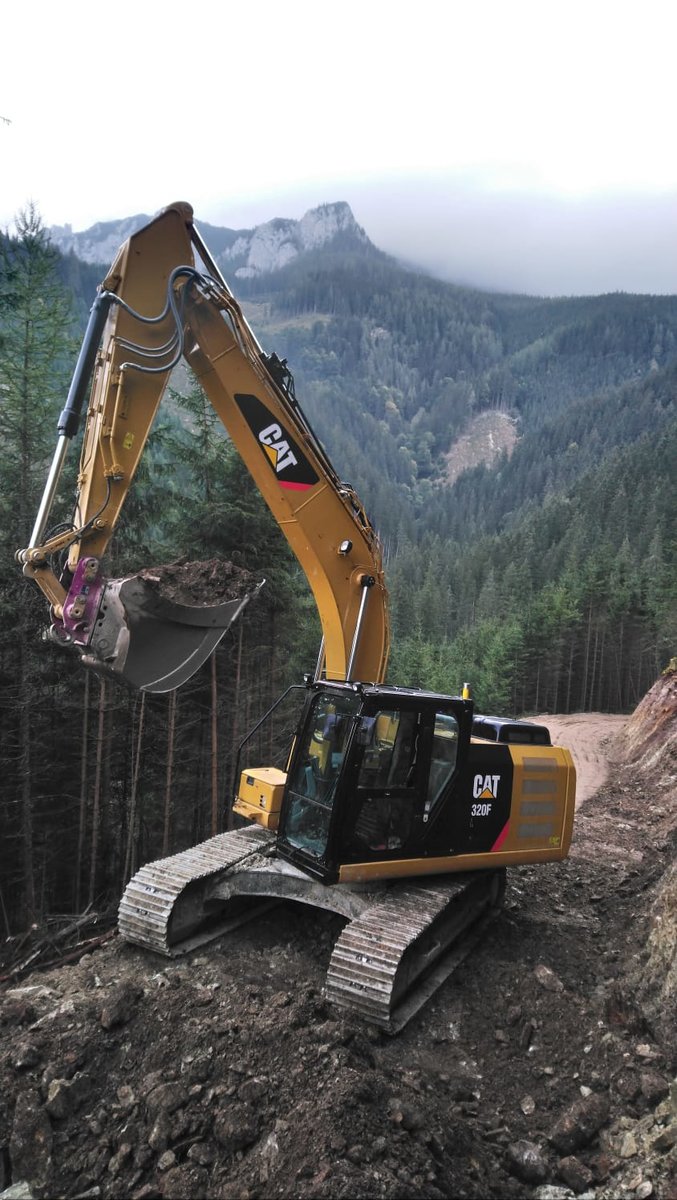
{"left": 1, "top": 678, "right": 676, "bottom": 1200}
{"left": 136, "top": 560, "right": 256, "bottom": 608}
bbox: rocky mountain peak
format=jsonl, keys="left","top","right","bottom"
{"left": 48, "top": 215, "right": 154, "bottom": 268}
{"left": 48, "top": 201, "right": 372, "bottom": 277}
{"left": 226, "top": 200, "right": 369, "bottom": 279}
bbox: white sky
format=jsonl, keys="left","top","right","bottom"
{"left": 2, "top": 0, "right": 677, "bottom": 295}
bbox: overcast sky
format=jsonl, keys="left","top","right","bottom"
{"left": 2, "top": 0, "right": 676, "bottom": 296}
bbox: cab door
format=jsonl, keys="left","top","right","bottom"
{"left": 338, "top": 699, "right": 473, "bottom": 867}
{"left": 343, "top": 706, "right": 424, "bottom": 858}
{"left": 277, "top": 688, "right": 361, "bottom": 876}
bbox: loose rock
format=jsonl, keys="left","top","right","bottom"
{"left": 549, "top": 1092, "right": 610, "bottom": 1154}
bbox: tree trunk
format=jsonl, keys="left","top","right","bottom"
{"left": 123, "top": 692, "right": 146, "bottom": 884}
{"left": 595, "top": 625, "right": 606, "bottom": 710}
{"left": 88, "top": 679, "right": 107, "bottom": 908}
{"left": 227, "top": 622, "right": 244, "bottom": 831}
{"left": 565, "top": 637, "right": 575, "bottom": 713}
{"left": 75, "top": 672, "right": 90, "bottom": 912}
{"left": 589, "top": 622, "right": 600, "bottom": 712}
{"left": 580, "top": 599, "right": 594, "bottom": 711}
{"left": 18, "top": 638, "right": 36, "bottom": 923}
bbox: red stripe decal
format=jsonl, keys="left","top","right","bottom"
{"left": 490, "top": 821, "right": 510, "bottom": 852}
{"left": 279, "top": 481, "right": 314, "bottom": 491}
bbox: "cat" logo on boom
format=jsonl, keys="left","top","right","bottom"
{"left": 235, "top": 394, "right": 319, "bottom": 491}
{"left": 258, "top": 423, "right": 298, "bottom": 474}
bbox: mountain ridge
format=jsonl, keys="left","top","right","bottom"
{"left": 48, "top": 200, "right": 376, "bottom": 278}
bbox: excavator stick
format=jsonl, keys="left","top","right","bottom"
{"left": 49, "top": 556, "right": 261, "bottom": 693}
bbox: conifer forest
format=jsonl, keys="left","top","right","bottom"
{"left": 1, "top": 208, "right": 675, "bottom": 935}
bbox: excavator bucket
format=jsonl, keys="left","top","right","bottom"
{"left": 54, "top": 558, "right": 261, "bottom": 693}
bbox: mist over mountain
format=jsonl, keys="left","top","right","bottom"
{"left": 49, "top": 185, "right": 677, "bottom": 297}
{"left": 347, "top": 179, "right": 677, "bottom": 297}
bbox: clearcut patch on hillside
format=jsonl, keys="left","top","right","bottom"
{"left": 443, "top": 410, "right": 518, "bottom": 485}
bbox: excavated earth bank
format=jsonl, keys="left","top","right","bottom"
{"left": 1, "top": 673, "right": 675, "bottom": 1200}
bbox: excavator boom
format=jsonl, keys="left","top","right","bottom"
{"left": 18, "top": 202, "right": 389, "bottom": 691}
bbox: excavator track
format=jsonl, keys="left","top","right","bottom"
{"left": 118, "top": 826, "right": 275, "bottom": 955}
{"left": 325, "top": 870, "right": 506, "bottom": 1034}
{"left": 120, "top": 835, "right": 505, "bottom": 1033}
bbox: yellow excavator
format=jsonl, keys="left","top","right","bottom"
{"left": 17, "top": 203, "right": 576, "bottom": 1032}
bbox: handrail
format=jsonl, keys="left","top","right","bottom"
{"left": 229, "top": 683, "right": 308, "bottom": 813}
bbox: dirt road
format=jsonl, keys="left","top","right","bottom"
{"left": 535, "top": 711, "right": 628, "bottom": 805}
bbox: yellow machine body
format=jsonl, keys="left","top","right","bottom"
{"left": 233, "top": 767, "right": 287, "bottom": 830}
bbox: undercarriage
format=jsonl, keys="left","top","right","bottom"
{"left": 119, "top": 830, "right": 505, "bottom": 1033}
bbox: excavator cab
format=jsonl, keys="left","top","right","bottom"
{"left": 275, "top": 682, "right": 474, "bottom": 884}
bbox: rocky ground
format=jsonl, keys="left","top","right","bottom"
{"left": 1, "top": 673, "right": 675, "bottom": 1200}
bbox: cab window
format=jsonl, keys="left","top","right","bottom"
{"left": 282, "top": 692, "right": 358, "bottom": 857}
{"left": 351, "top": 709, "right": 419, "bottom": 853}
{"left": 425, "top": 711, "right": 459, "bottom": 819}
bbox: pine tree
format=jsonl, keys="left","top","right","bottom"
{"left": 0, "top": 206, "right": 76, "bottom": 926}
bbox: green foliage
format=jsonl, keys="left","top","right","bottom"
{"left": 0, "top": 206, "right": 81, "bottom": 924}
{"left": 233, "top": 248, "right": 677, "bottom": 713}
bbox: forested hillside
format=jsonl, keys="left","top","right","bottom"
{"left": 239, "top": 249, "right": 677, "bottom": 714}
{"left": 0, "top": 207, "right": 675, "bottom": 932}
